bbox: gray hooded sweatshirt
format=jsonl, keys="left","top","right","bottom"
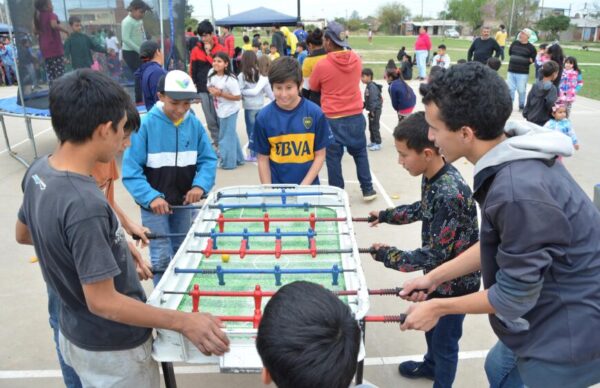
{"left": 473, "top": 121, "right": 600, "bottom": 364}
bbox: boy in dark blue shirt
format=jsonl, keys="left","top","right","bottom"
{"left": 135, "top": 40, "right": 166, "bottom": 111}
{"left": 251, "top": 57, "right": 334, "bottom": 185}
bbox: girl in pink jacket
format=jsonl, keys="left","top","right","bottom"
{"left": 558, "top": 56, "right": 583, "bottom": 117}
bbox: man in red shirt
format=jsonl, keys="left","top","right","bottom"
{"left": 220, "top": 25, "right": 235, "bottom": 58}
{"left": 190, "top": 20, "right": 226, "bottom": 147}
{"left": 310, "top": 21, "right": 377, "bottom": 201}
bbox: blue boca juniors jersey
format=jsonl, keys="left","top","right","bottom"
{"left": 251, "top": 98, "right": 334, "bottom": 184}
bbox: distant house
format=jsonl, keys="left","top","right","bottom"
{"left": 562, "top": 18, "right": 600, "bottom": 42}
{"left": 404, "top": 19, "right": 460, "bottom": 36}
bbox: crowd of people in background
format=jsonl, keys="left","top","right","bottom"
{"left": 379, "top": 24, "right": 584, "bottom": 153}
{"left": 10, "top": 6, "right": 600, "bottom": 387}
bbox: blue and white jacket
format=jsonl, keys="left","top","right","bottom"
{"left": 122, "top": 102, "right": 217, "bottom": 209}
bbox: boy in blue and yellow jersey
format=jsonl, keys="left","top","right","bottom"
{"left": 250, "top": 57, "right": 334, "bottom": 185}
{"left": 122, "top": 70, "right": 217, "bottom": 285}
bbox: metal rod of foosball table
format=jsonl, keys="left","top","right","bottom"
{"left": 187, "top": 247, "right": 375, "bottom": 255}
{"left": 134, "top": 229, "right": 349, "bottom": 241}
{"left": 173, "top": 267, "right": 358, "bottom": 275}
{"left": 162, "top": 287, "right": 413, "bottom": 297}
{"left": 212, "top": 314, "right": 407, "bottom": 324}
{"left": 200, "top": 215, "right": 377, "bottom": 223}
{"left": 186, "top": 247, "right": 359, "bottom": 255}
{"left": 216, "top": 191, "right": 339, "bottom": 200}
{"left": 207, "top": 203, "right": 346, "bottom": 210}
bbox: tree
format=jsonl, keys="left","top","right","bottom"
{"left": 495, "top": 0, "right": 538, "bottom": 35}
{"left": 185, "top": 4, "right": 198, "bottom": 31}
{"left": 376, "top": 2, "right": 411, "bottom": 35}
{"left": 537, "top": 15, "right": 571, "bottom": 40}
{"left": 447, "top": 0, "right": 486, "bottom": 31}
{"left": 347, "top": 10, "right": 363, "bottom": 31}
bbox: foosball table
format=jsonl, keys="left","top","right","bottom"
{"left": 147, "top": 185, "right": 407, "bottom": 387}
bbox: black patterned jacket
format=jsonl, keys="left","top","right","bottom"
{"left": 374, "top": 164, "right": 481, "bottom": 298}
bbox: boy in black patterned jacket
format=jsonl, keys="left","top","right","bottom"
{"left": 368, "top": 112, "right": 480, "bottom": 387}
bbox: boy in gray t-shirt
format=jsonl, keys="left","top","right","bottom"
{"left": 16, "top": 69, "right": 229, "bottom": 386}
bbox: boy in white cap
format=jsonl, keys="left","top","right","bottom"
{"left": 122, "top": 70, "right": 218, "bottom": 285}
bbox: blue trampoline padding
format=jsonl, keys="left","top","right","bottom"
{"left": 0, "top": 96, "right": 51, "bottom": 117}
{"left": 0, "top": 96, "right": 147, "bottom": 117}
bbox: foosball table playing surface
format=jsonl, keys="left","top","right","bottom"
{"left": 147, "top": 185, "right": 403, "bottom": 386}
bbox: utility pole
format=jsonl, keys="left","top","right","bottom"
{"left": 297, "top": 0, "right": 301, "bottom": 22}
{"left": 421, "top": 0, "right": 424, "bottom": 20}
{"left": 508, "top": 0, "right": 516, "bottom": 37}
{"left": 209, "top": 0, "right": 215, "bottom": 25}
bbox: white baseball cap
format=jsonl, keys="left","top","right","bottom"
{"left": 157, "top": 70, "right": 199, "bottom": 100}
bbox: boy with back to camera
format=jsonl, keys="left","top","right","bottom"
{"left": 400, "top": 62, "right": 600, "bottom": 388}
{"left": 15, "top": 69, "right": 229, "bottom": 387}
{"left": 361, "top": 68, "right": 383, "bottom": 151}
{"left": 122, "top": 70, "right": 218, "bottom": 285}
{"left": 250, "top": 57, "right": 334, "bottom": 185}
{"left": 523, "top": 60, "right": 559, "bottom": 126}
{"left": 256, "top": 281, "right": 370, "bottom": 388}
{"left": 368, "top": 112, "right": 480, "bottom": 387}
{"left": 135, "top": 40, "right": 166, "bottom": 111}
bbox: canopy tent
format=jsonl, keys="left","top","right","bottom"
{"left": 0, "top": 23, "right": 13, "bottom": 34}
{"left": 215, "top": 7, "right": 298, "bottom": 27}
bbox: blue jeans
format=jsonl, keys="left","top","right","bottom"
{"left": 415, "top": 50, "right": 428, "bottom": 79}
{"left": 325, "top": 114, "right": 373, "bottom": 194}
{"left": 4, "top": 63, "right": 16, "bottom": 85}
{"left": 518, "top": 356, "right": 600, "bottom": 388}
{"left": 422, "top": 314, "right": 465, "bottom": 388}
{"left": 141, "top": 208, "right": 196, "bottom": 286}
{"left": 47, "top": 286, "right": 83, "bottom": 388}
{"left": 484, "top": 341, "right": 524, "bottom": 388}
{"left": 507, "top": 72, "right": 529, "bottom": 109}
{"left": 244, "top": 109, "right": 259, "bottom": 157}
{"left": 218, "top": 112, "right": 244, "bottom": 169}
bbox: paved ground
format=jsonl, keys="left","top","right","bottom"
{"left": 0, "top": 81, "right": 598, "bottom": 388}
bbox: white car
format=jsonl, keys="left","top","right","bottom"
{"left": 444, "top": 29, "right": 460, "bottom": 38}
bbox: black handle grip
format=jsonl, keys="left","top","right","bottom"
{"left": 358, "top": 247, "right": 377, "bottom": 254}
{"left": 132, "top": 232, "right": 158, "bottom": 240}
{"left": 353, "top": 215, "right": 378, "bottom": 223}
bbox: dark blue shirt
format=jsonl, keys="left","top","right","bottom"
{"left": 250, "top": 98, "right": 334, "bottom": 185}
{"left": 135, "top": 61, "right": 167, "bottom": 111}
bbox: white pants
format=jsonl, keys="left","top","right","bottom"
{"left": 59, "top": 332, "right": 160, "bottom": 388}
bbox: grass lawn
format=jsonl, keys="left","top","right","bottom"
{"left": 233, "top": 33, "right": 600, "bottom": 100}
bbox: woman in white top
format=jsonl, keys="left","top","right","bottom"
{"left": 207, "top": 52, "right": 244, "bottom": 170}
{"left": 237, "top": 50, "right": 275, "bottom": 162}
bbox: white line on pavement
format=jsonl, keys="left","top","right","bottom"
{"left": 0, "top": 350, "right": 490, "bottom": 379}
{"left": 0, "top": 126, "right": 53, "bottom": 156}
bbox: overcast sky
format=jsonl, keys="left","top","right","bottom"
{"left": 191, "top": 0, "right": 589, "bottom": 21}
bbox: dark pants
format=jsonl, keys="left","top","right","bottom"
{"left": 499, "top": 46, "right": 505, "bottom": 61}
{"left": 325, "top": 114, "right": 373, "bottom": 194}
{"left": 123, "top": 50, "right": 142, "bottom": 102}
{"left": 423, "top": 314, "right": 465, "bottom": 388}
{"left": 47, "top": 286, "right": 83, "bottom": 388}
{"left": 368, "top": 109, "right": 382, "bottom": 144}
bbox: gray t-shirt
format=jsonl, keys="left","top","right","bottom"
{"left": 18, "top": 156, "right": 151, "bottom": 351}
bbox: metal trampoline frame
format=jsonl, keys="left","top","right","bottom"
{"left": 0, "top": 0, "right": 172, "bottom": 167}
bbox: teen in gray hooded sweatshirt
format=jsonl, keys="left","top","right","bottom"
{"left": 399, "top": 62, "right": 600, "bottom": 388}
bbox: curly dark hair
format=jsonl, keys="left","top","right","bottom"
{"left": 420, "top": 62, "right": 511, "bottom": 140}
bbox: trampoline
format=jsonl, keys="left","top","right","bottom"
{"left": 1, "top": 0, "right": 186, "bottom": 167}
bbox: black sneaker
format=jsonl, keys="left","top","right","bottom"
{"left": 362, "top": 189, "right": 377, "bottom": 202}
{"left": 398, "top": 360, "right": 435, "bottom": 380}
